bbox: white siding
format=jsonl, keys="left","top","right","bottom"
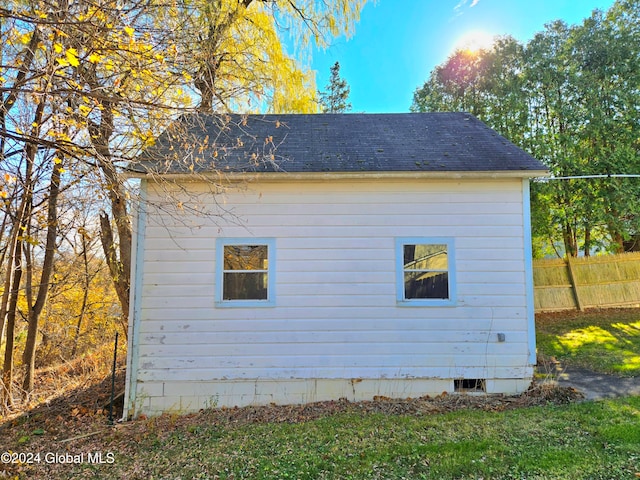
{"left": 132, "top": 178, "right": 534, "bottom": 414}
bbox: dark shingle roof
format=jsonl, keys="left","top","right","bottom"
{"left": 134, "top": 112, "right": 546, "bottom": 175}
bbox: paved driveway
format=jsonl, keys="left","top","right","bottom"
{"left": 555, "top": 366, "right": 640, "bottom": 400}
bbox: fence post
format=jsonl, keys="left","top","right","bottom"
{"left": 566, "top": 257, "right": 585, "bottom": 311}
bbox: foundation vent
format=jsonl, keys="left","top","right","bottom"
{"left": 454, "top": 378, "right": 486, "bottom": 393}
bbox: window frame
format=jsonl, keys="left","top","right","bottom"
{"left": 215, "top": 238, "right": 276, "bottom": 307}
{"left": 395, "top": 237, "right": 456, "bottom": 307}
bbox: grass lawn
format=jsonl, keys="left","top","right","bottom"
{"left": 4, "top": 397, "right": 639, "bottom": 479}
{"left": 536, "top": 307, "right": 640, "bottom": 376}
{"left": 2, "top": 308, "right": 639, "bottom": 479}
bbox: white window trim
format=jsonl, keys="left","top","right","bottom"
{"left": 215, "top": 238, "right": 276, "bottom": 308}
{"left": 395, "top": 237, "right": 457, "bottom": 307}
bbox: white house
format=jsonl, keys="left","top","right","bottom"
{"left": 123, "top": 113, "right": 548, "bottom": 418}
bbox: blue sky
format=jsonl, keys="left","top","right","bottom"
{"left": 311, "top": 0, "right": 617, "bottom": 113}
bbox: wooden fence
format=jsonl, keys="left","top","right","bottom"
{"left": 533, "top": 252, "right": 640, "bottom": 312}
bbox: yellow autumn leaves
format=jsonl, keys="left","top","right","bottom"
{"left": 54, "top": 44, "right": 80, "bottom": 67}
{"left": 4, "top": 0, "right": 367, "bottom": 118}
{"left": 0, "top": 173, "right": 16, "bottom": 199}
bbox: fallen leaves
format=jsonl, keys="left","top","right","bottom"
{"left": 178, "top": 382, "right": 584, "bottom": 427}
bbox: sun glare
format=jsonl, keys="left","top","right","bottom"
{"left": 454, "top": 30, "right": 495, "bottom": 53}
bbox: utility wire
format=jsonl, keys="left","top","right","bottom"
{"left": 536, "top": 174, "right": 640, "bottom": 180}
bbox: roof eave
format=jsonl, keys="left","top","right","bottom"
{"left": 125, "top": 169, "right": 550, "bottom": 182}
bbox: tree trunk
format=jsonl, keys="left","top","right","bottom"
{"left": 98, "top": 158, "right": 132, "bottom": 333}
{"left": 0, "top": 211, "right": 10, "bottom": 278}
{"left": 71, "top": 230, "right": 91, "bottom": 358}
{"left": 562, "top": 221, "right": 577, "bottom": 257}
{"left": 610, "top": 229, "right": 624, "bottom": 254}
{"left": 583, "top": 225, "right": 592, "bottom": 257}
{"left": 0, "top": 210, "right": 24, "bottom": 350}
{"left": 22, "top": 158, "right": 61, "bottom": 394}
{"left": 99, "top": 211, "right": 130, "bottom": 328}
{"left": 0, "top": 92, "right": 38, "bottom": 405}
{"left": 83, "top": 89, "right": 132, "bottom": 329}
{"left": 2, "top": 240, "right": 23, "bottom": 409}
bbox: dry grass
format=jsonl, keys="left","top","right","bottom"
{"left": 1, "top": 342, "right": 126, "bottom": 422}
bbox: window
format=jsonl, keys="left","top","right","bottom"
{"left": 215, "top": 238, "right": 275, "bottom": 307}
{"left": 396, "top": 238, "right": 456, "bottom": 306}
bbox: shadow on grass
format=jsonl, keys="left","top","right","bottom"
{"left": 536, "top": 307, "right": 640, "bottom": 376}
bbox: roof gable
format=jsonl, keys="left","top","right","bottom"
{"left": 134, "top": 112, "right": 547, "bottom": 176}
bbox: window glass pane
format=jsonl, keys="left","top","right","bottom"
{"left": 404, "top": 245, "right": 448, "bottom": 270}
{"left": 403, "top": 244, "right": 447, "bottom": 270}
{"left": 223, "top": 272, "right": 268, "bottom": 300}
{"left": 224, "top": 245, "right": 268, "bottom": 270}
{"left": 404, "top": 272, "right": 449, "bottom": 299}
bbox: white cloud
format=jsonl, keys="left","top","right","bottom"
{"left": 454, "top": 0, "right": 480, "bottom": 16}
{"left": 454, "top": 0, "right": 468, "bottom": 12}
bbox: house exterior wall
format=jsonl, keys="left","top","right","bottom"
{"left": 126, "top": 177, "right": 535, "bottom": 416}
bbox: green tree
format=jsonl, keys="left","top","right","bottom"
{"left": 524, "top": 20, "right": 585, "bottom": 257}
{"left": 567, "top": 4, "right": 640, "bottom": 252}
{"left": 318, "top": 61, "right": 352, "bottom": 113}
{"left": 411, "top": 0, "right": 640, "bottom": 256}
{"left": 411, "top": 36, "right": 529, "bottom": 141}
